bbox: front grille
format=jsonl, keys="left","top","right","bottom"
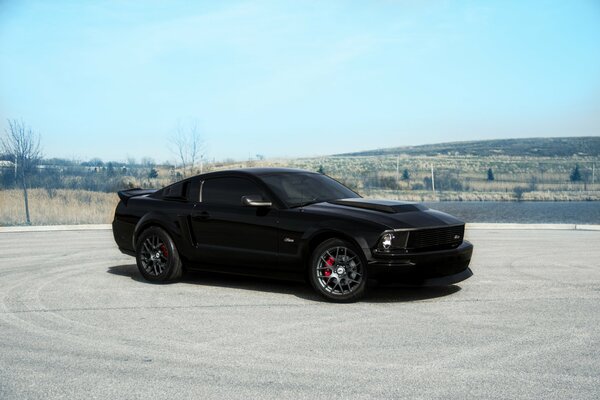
{"left": 406, "top": 225, "right": 464, "bottom": 251}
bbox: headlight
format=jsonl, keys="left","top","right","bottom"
{"left": 376, "top": 231, "right": 409, "bottom": 252}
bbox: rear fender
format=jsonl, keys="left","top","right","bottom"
{"left": 133, "top": 212, "right": 183, "bottom": 250}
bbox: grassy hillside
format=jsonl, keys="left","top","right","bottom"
{"left": 338, "top": 137, "right": 600, "bottom": 157}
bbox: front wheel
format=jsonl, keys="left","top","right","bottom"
{"left": 309, "top": 238, "right": 367, "bottom": 302}
{"left": 135, "top": 226, "right": 182, "bottom": 283}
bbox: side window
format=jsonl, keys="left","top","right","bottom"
{"left": 202, "top": 178, "right": 264, "bottom": 206}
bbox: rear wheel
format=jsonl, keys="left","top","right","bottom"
{"left": 135, "top": 227, "right": 182, "bottom": 283}
{"left": 309, "top": 238, "right": 367, "bottom": 302}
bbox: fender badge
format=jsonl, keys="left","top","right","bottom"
{"left": 283, "top": 237, "right": 295, "bottom": 243}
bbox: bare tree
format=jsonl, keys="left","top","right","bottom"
{"left": 1, "top": 119, "right": 42, "bottom": 225}
{"left": 169, "top": 120, "right": 206, "bottom": 178}
{"left": 141, "top": 157, "right": 156, "bottom": 167}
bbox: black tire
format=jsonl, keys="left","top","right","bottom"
{"left": 135, "top": 226, "right": 182, "bottom": 283}
{"left": 308, "top": 238, "right": 367, "bottom": 302}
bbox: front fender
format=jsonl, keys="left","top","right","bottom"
{"left": 300, "top": 219, "right": 381, "bottom": 261}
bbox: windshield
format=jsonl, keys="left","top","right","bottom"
{"left": 262, "top": 173, "right": 360, "bottom": 208}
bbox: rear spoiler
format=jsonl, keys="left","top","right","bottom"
{"left": 117, "top": 188, "right": 158, "bottom": 205}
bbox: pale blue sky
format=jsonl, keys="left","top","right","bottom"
{"left": 1, "top": 0, "right": 599, "bottom": 162}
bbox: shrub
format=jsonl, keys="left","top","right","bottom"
{"left": 513, "top": 186, "right": 527, "bottom": 201}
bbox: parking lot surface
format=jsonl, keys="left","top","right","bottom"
{"left": 0, "top": 229, "right": 598, "bottom": 399}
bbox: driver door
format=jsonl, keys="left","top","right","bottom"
{"left": 189, "top": 176, "right": 279, "bottom": 272}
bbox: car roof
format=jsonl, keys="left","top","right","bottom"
{"left": 198, "top": 167, "right": 316, "bottom": 179}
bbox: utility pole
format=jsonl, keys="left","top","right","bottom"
{"left": 396, "top": 155, "right": 399, "bottom": 187}
{"left": 431, "top": 164, "right": 435, "bottom": 193}
{"left": 14, "top": 154, "right": 18, "bottom": 182}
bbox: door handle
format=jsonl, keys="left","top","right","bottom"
{"left": 192, "top": 211, "right": 210, "bottom": 220}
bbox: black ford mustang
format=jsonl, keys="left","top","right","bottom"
{"left": 112, "top": 168, "right": 473, "bottom": 302}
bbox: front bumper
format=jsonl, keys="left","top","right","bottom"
{"left": 367, "top": 240, "right": 473, "bottom": 286}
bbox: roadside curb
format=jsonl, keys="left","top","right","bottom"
{"left": 466, "top": 223, "right": 600, "bottom": 231}
{"left": 0, "top": 224, "right": 112, "bottom": 233}
{"left": 1, "top": 223, "right": 599, "bottom": 233}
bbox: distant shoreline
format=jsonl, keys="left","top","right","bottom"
{"left": 365, "top": 190, "right": 600, "bottom": 202}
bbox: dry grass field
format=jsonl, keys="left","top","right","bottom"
{"left": 0, "top": 189, "right": 118, "bottom": 226}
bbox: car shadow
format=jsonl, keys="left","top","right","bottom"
{"left": 107, "top": 264, "right": 462, "bottom": 303}
{"left": 107, "top": 264, "right": 150, "bottom": 284}
{"left": 363, "top": 284, "right": 461, "bottom": 303}
{"left": 107, "top": 264, "right": 318, "bottom": 300}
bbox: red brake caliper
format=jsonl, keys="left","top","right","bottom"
{"left": 160, "top": 244, "right": 169, "bottom": 258}
{"left": 324, "top": 256, "right": 335, "bottom": 277}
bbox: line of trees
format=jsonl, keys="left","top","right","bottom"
{"left": 483, "top": 166, "right": 591, "bottom": 184}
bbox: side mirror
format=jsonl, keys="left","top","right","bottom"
{"left": 241, "top": 195, "right": 272, "bottom": 207}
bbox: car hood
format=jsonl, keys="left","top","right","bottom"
{"left": 303, "top": 198, "right": 463, "bottom": 230}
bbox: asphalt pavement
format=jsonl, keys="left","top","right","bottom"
{"left": 0, "top": 228, "right": 598, "bottom": 399}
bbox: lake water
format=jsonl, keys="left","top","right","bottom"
{"left": 423, "top": 201, "right": 600, "bottom": 224}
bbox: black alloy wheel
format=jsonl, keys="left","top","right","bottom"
{"left": 135, "top": 226, "right": 182, "bottom": 283}
{"left": 309, "top": 238, "right": 367, "bottom": 302}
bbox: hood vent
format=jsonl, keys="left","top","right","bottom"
{"left": 329, "top": 199, "right": 426, "bottom": 214}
